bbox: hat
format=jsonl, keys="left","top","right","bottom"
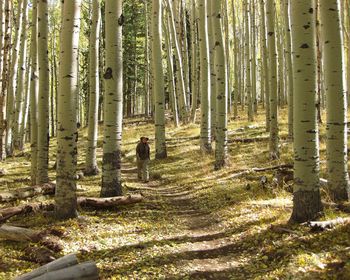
{"left": 140, "top": 137, "right": 149, "bottom": 141}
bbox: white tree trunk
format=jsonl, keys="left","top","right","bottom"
{"left": 55, "top": 0, "right": 82, "bottom": 219}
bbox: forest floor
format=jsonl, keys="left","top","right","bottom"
{"left": 1, "top": 108, "right": 350, "bottom": 279}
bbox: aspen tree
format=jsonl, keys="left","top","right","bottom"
{"left": 320, "top": 0, "right": 349, "bottom": 201}
{"left": 260, "top": 0, "right": 270, "bottom": 132}
{"left": 212, "top": 0, "right": 228, "bottom": 169}
{"left": 36, "top": 0, "right": 50, "bottom": 184}
{"left": 13, "top": 0, "right": 29, "bottom": 150}
{"left": 244, "top": 1, "right": 253, "bottom": 122}
{"left": 6, "top": 0, "right": 23, "bottom": 156}
{"left": 198, "top": 0, "right": 211, "bottom": 153}
{"left": 30, "top": 0, "right": 38, "bottom": 184}
{"left": 100, "top": 0, "right": 124, "bottom": 197}
{"left": 284, "top": 0, "right": 294, "bottom": 138}
{"left": 84, "top": 0, "right": 101, "bottom": 176}
{"left": 290, "top": 0, "right": 323, "bottom": 223}
{"left": 55, "top": 0, "right": 82, "bottom": 219}
{"left": 266, "top": 0, "right": 279, "bottom": 159}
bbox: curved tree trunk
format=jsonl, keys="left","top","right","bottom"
{"left": 320, "top": 0, "right": 349, "bottom": 201}
{"left": 55, "top": 0, "right": 82, "bottom": 219}
{"left": 100, "top": 0, "right": 124, "bottom": 197}
{"left": 84, "top": 0, "right": 101, "bottom": 176}
{"left": 290, "top": 0, "right": 323, "bottom": 223}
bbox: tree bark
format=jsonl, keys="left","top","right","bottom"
{"left": 37, "top": 0, "right": 50, "bottom": 184}
{"left": 55, "top": 0, "right": 82, "bottom": 219}
{"left": 84, "top": 0, "right": 101, "bottom": 176}
{"left": 101, "top": 0, "right": 124, "bottom": 196}
{"left": 290, "top": 0, "right": 323, "bottom": 223}
{"left": 198, "top": 0, "right": 212, "bottom": 153}
{"left": 0, "top": 183, "right": 55, "bottom": 202}
{"left": 320, "top": 0, "right": 349, "bottom": 201}
{"left": 152, "top": 0, "right": 167, "bottom": 159}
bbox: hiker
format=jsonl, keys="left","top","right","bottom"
{"left": 136, "top": 137, "right": 150, "bottom": 183}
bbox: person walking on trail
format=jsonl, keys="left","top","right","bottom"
{"left": 136, "top": 137, "right": 150, "bottom": 183}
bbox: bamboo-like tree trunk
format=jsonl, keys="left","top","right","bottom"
{"left": 84, "top": 0, "right": 101, "bottom": 176}
{"left": 198, "top": 0, "right": 211, "bottom": 153}
{"left": 55, "top": 0, "right": 82, "bottom": 219}
{"left": 13, "top": 0, "right": 29, "bottom": 151}
{"left": 266, "top": 0, "right": 279, "bottom": 159}
{"left": 5, "top": 0, "right": 23, "bottom": 156}
{"left": 36, "top": 0, "right": 50, "bottom": 184}
{"left": 30, "top": 0, "right": 38, "bottom": 185}
{"left": 320, "top": 0, "right": 349, "bottom": 201}
{"left": 100, "top": 0, "right": 124, "bottom": 196}
{"left": 152, "top": 0, "right": 167, "bottom": 159}
{"left": 290, "top": 0, "right": 323, "bottom": 223}
{"left": 212, "top": 0, "right": 228, "bottom": 170}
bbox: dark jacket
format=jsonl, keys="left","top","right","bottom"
{"left": 136, "top": 142, "right": 150, "bottom": 160}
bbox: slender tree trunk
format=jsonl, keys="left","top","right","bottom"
{"left": 55, "top": 0, "right": 82, "bottom": 219}
{"left": 284, "top": 0, "right": 294, "bottom": 139}
{"left": 13, "top": 0, "right": 29, "bottom": 150}
{"left": 30, "top": 0, "right": 38, "bottom": 185}
{"left": 5, "top": 0, "right": 23, "bottom": 156}
{"left": 245, "top": 1, "right": 253, "bottom": 122}
{"left": 290, "top": 0, "right": 323, "bottom": 223}
{"left": 144, "top": 0, "right": 150, "bottom": 117}
{"left": 212, "top": 0, "right": 228, "bottom": 170}
{"left": 190, "top": 0, "right": 198, "bottom": 123}
{"left": 100, "top": 0, "right": 124, "bottom": 196}
{"left": 164, "top": 13, "right": 179, "bottom": 127}
{"left": 198, "top": 0, "right": 211, "bottom": 153}
{"left": 84, "top": 0, "right": 101, "bottom": 176}
{"left": 152, "top": 0, "right": 167, "bottom": 159}
{"left": 232, "top": 0, "right": 238, "bottom": 119}
{"left": 167, "top": 0, "right": 188, "bottom": 123}
{"left": 266, "top": 0, "right": 279, "bottom": 159}
{"left": 0, "top": 0, "right": 7, "bottom": 161}
{"left": 251, "top": 0, "right": 257, "bottom": 114}
{"left": 20, "top": 61, "right": 31, "bottom": 146}
{"left": 260, "top": 0, "right": 270, "bottom": 132}
{"left": 208, "top": 0, "right": 216, "bottom": 137}
{"left": 37, "top": 0, "right": 50, "bottom": 184}
{"left": 320, "top": 0, "right": 349, "bottom": 201}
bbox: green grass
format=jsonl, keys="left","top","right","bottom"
{"left": 0, "top": 107, "right": 350, "bottom": 279}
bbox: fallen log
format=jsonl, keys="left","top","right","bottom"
{"left": 78, "top": 194, "right": 143, "bottom": 208}
{"left": 0, "top": 183, "right": 56, "bottom": 203}
{"left": 231, "top": 164, "right": 293, "bottom": 180}
{"left": 305, "top": 217, "right": 350, "bottom": 231}
{"left": 30, "top": 261, "right": 99, "bottom": 280}
{"left": 0, "top": 194, "right": 143, "bottom": 223}
{"left": 0, "top": 224, "right": 63, "bottom": 252}
{"left": 15, "top": 254, "right": 99, "bottom": 280}
{"left": 0, "top": 203, "right": 54, "bottom": 223}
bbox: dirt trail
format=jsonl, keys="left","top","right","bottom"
{"left": 123, "top": 160, "right": 241, "bottom": 279}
